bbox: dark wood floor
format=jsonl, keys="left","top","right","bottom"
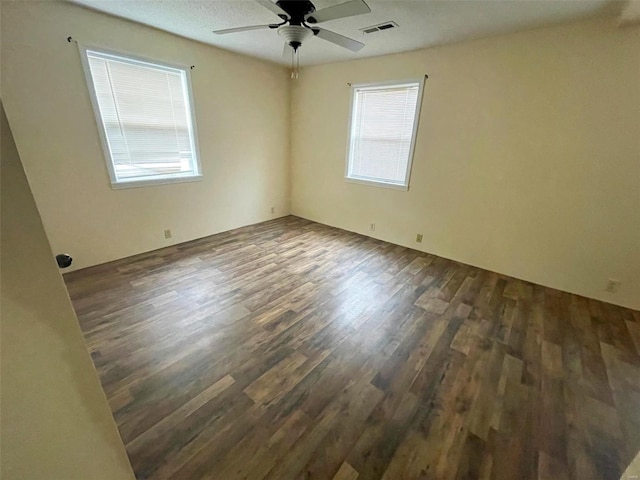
{"left": 65, "top": 216, "right": 640, "bottom": 480}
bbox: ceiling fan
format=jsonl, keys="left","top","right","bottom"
{"left": 213, "top": 0, "right": 371, "bottom": 76}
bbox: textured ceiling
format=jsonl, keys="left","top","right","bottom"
{"left": 67, "top": 0, "right": 620, "bottom": 66}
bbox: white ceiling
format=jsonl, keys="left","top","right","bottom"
{"left": 68, "top": 0, "right": 621, "bottom": 66}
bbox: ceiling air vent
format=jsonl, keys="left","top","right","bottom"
{"left": 359, "top": 21, "right": 398, "bottom": 34}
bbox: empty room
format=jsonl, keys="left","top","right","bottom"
{"left": 1, "top": 0, "right": 639, "bottom": 479}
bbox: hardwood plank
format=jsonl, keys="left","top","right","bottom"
{"left": 63, "top": 215, "right": 640, "bottom": 480}
{"left": 332, "top": 462, "right": 359, "bottom": 480}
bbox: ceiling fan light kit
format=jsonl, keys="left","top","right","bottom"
{"left": 213, "top": 0, "right": 371, "bottom": 78}
{"left": 277, "top": 25, "right": 313, "bottom": 51}
{"left": 278, "top": 25, "right": 313, "bottom": 79}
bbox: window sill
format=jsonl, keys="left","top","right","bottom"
{"left": 344, "top": 176, "right": 409, "bottom": 191}
{"left": 110, "top": 174, "right": 203, "bottom": 190}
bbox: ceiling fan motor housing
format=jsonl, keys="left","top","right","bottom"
{"left": 276, "top": 0, "right": 316, "bottom": 23}
{"left": 278, "top": 25, "right": 313, "bottom": 50}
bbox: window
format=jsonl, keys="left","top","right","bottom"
{"left": 80, "top": 47, "right": 201, "bottom": 188}
{"left": 346, "top": 80, "right": 424, "bottom": 190}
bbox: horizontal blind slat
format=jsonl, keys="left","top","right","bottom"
{"left": 86, "top": 50, "right": 198, "bottom": 182}
{"left": 349, "top": 84, "right": 419, "bottom": 185}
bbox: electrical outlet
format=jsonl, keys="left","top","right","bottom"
{"left": 270, "top": 206, "right": 275, "bottom": 214}
{"left": 370, "top": 223, "right": 376, "bottom": 231}
{"left": 605, "top": 279, "right": 621, "bottom": 293}
{"left": 416, "top": 234, "right": 423, "bottom": 243}
{"left": 164, "top": 229, "right": 172, "bottom": 239}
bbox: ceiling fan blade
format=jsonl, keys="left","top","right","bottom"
{"left": 213, "top": 24, "right": 275, "bottom": 35}
{"left": 255, "top": 0, "right": 288, "bottom": 17}
{"left": 314, "top": 28, "right": 364, "bottom": 52}
{"left": 306, "top": 0, "right": 371, "bottom": 24}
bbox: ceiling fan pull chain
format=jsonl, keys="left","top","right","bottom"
{"left": 290, "top": 45, "right": 300, "bottom": 79}
{"left": 290, "top": 46, "right": 295, "bottom": 79}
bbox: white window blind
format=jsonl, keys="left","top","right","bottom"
{"left": 346, "top": 81, "right": 423, "bottom": 189}
{"left": 82, "top": 48, "right": 201, "bottom": 187}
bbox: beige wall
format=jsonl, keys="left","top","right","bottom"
{"left": 1, "top": 0, "right": 291, "bottom": 271}
{"left": 0, "top": 102, "right": 135, "bottom": 479}
{"left": 2, "top": 2, "right": 638, "bottom": 309}
{"left": 291, "top": 19, "right": 640, "bottom": 310}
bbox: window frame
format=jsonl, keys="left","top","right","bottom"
{"left": 344, "top": 78, "right": 425, "bottom": 191}
{"left": 78, "top": 44, "right": 203, "bottom": 189}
